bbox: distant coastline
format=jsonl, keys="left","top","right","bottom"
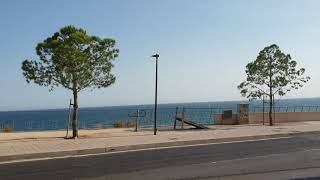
{"left": 1, "top": 97, "right": 320, "bottom": 113}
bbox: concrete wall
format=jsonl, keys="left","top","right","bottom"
{"left": 214, "top": 114, "right": 239, "bottom": 125}
{"left": 214, "top": 112, "right": 320, "bottom": 125}
{"left": 249, "top": 112, "right": 320, "bottom": 124}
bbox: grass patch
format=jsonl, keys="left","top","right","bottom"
{"left": 113, "top": 120, "right": 135, "bottom": 128}
{"left": 1, "top": 124, "right": 13, "bottom": 133}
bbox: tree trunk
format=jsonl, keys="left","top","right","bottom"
{"left": 269, "top": 94, "right": 273, "bottom": 126}
{"left": 269, "top": 59, "right": 273, "bottom": 126}
{"left": 72, "top": 90, "right": 78, "bottom": 138}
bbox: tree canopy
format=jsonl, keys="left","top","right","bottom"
{"left": 22, "top": 26, "right": 119, "bottom": 92}
{"left": 238, "top": 44, "right": 310, "bottom": 125}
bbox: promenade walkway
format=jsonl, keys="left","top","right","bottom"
{"left": 1, "top": 121, "right": 320, "bottom": 162}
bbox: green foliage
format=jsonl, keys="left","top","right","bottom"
{"left": 238, "top": 44, "right": 310, "bottom": 100}
{"left": 1, "top": 124, "right": 13, "bottom": 133}
{"left": 21, "top": 25, "right": 119, "bottom": 92}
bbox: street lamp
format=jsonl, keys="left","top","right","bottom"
{"left": 151, "top": 54, "right": 159, "bottom": 135}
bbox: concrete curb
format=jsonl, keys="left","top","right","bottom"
{"left": 1, "top": 130, "right": 320, "bottom": 163}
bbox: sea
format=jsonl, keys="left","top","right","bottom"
{"left": 1, "top": 97, "right": 320, "bottom": 132}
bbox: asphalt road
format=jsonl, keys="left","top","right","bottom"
{"left": 1, "top": 133, "right": 320, "bottom": 180}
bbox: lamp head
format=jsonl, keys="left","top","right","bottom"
{"left": 151, "top": 54, "right": 159, "bottom": 58}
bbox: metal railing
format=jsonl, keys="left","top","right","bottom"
{"left": 251, "top": 105, "right": 320, "bottom": 113}
{"left": 1, "top": 105, "right": 320, "bottom": 132}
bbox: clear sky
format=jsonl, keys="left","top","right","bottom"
{"left": 0, "top": 0, "right": 319, "bottom": 111}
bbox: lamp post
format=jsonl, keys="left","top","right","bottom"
{"left": 151, "top": 54, "right": 159, "bottom": 135}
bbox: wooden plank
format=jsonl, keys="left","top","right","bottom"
{"left": 175, "top": 117, "right": 209, "bottom": 129}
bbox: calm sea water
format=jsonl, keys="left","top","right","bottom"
{"left": 1, "top": 98, "right": 320, "bottom": 132}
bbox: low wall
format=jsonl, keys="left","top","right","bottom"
{"left": 214, "top": 112, "right": 320, "bottom": 125}
{"left": 249, "top": 112, "right": 320, "bottom": 124}
{"left": 214, "top": 114, "right": 238, "bottom": 125}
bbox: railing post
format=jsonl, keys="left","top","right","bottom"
{"left": 174, "top": 107, "right": 178, "bottom": 130}
{"left": 262, "top": 104, "right": 265, "bottom": 125}
{"left": 65, "top": 99, "right": 72, "bottom": 138}
{"left": 135, "top": 109, "right": 139, "bottom": 132}
{"left": 181, "top": 107, "right": 185, "bottom": 130}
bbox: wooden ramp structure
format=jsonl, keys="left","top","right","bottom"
{"left": 174, "top": 107, "right": 209, "bottom": 130}
{"left": 175, "top": 117, "right": 209, "bottom": 129}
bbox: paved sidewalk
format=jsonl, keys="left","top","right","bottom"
{"left": 1, "top": 121, "right": 320, "bottom": 162}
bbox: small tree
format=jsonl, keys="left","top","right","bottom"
{"left": 22, "top": 26, "right": 119, "bottom": 137}
{"left": 238, "top": 44, "right": 310, "bottom": 126}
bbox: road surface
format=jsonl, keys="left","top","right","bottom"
{"left": 1, "top": 133, "right": 320, "bottom": 180}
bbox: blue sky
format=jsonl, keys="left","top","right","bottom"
{"left": 0, "top": 0, "right": 319, "bottom": 111}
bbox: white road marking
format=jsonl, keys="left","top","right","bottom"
{"left": 0, "top": 136, "right": 293, "bottom": 165}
